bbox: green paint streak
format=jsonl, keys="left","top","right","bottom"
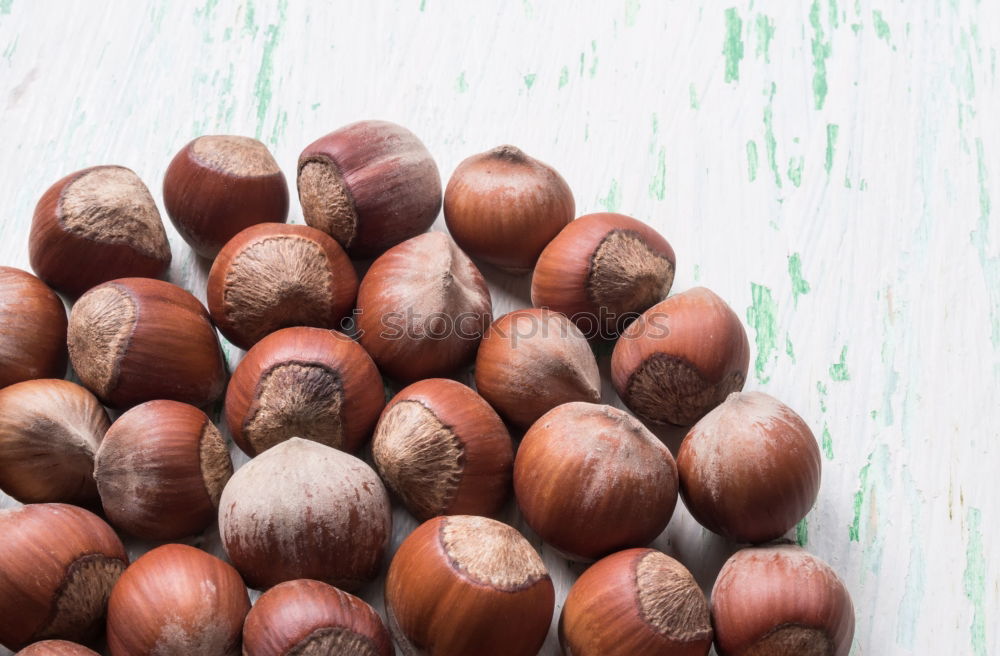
{"left": 589, "top": 41, "right": 599, "bottom": 78}
{"left": 755, "top": 13, "right": 775, "bottom": 62}
{"left": 784, "top": 333, "right": 795, "bottom": 363}
{"left": 311, "top": 102, "right": 320, "bottom": 110}
{"left": 693, "top": 264, "right": 701, "bottom": 281}
{"left": 809, "top": 0, "right": 832, "bottom": 109}
{"left": 746, "top": 283, "right": 778, "bottom": 384}
{"left": 253, "top": 0, "right": 287, "bottom": 141}
{"left": 851, "top": 22, "right": 862, "bottom": 34}
{"left": 795, "top": 518, "right": 809, "bottom": 546}
{"left": 872, "top": 9, "right": 891, "bottom": 42}
{"left": 824, "top": 123, "right": 839, "bottom": 175}
{"left": 817, "top": 381, "right": 828, "bottom": 412}
{"left": 0, "top": 0, "right": 12, "bottom": 15}
{"left": 419, "top": 0, "right": 426, "bottom": 10}
{"left": 456, "top": 71, "right": 468, "bottom": 93}
{"left": 829, "top": 345, "right": 850, "bottom": 381}
{"left": 196, "top": 0, "right": 219, "bottom": 18}
{"left": 821, "top": 425, "right": 834, "bottom": 459}
{"left": 746, "top": 140, "right": 759, "bottom": 181}
{"left": 763, "top": 84, "right": 781, "bottom": 187}
{"left": 689, "top": 83, "right": 699, "bottom": 109}
{"left": 2, "top": 34, "right": 17, "bottom": 62}
{"left": 649, "top": 148, "right": 666, "bottom": 201}
{"left": 788, "top": 253, "right": 811, "bottom": 305}
{"left": 787, "top": 156, "right": 804, "bottom": 187}
{"left": 625, "top": 0, "right": 640, "bottom": 26}
{"left": 971, "top": 139, "right": 1000, "bottom": 347}
{"left": 243, "top": 0, "right": 258, "bottom": 36}
{"left": 523, "top": 73, "right": 536, "bottom": 90}
{"left": 844, "top": 175, "right": 852, "bottom": 188}
{"left": 723, "top": 8, "right": 744, "bottom": 83}
{"left": 897, "top": 470, "right": 926, "bottom": 648}
{"left": 599, "top": 180, "right": 621, "bottom": 212}
{"left": 963, "top": 507, "right": 987, "bottom": 655}
{"left": 558, "top": 66, "right": 569, "bottom": 89}
{"left": 828, "top": 0, "right": 839, "bottom": 28}
{"left": 849, "top": 454, "right": 873, "bottom": 542}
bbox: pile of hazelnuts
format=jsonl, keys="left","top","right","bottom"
{"left": 0, "top": 120, "right": 855, "bottom": 656}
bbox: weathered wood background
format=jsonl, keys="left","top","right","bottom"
{"left": 1, "top": 1, "right": 998, "bottom": 654}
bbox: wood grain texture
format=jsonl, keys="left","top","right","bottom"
{"left": 0, "top": 1, "right": 997, "bottom": 654}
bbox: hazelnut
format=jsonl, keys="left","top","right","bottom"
{"left": 514, "top": 402, "right": 678, "bottom": 560}
{"left": 67, "top": 278, "right": 227, "bottom": 408}
{"left": 0, "top": 379, "right": 109, "bottom": 506}
{"left": 531, "top": 212, "right": 676, "bottom": 338}
{"left": 224, "top": 327, "right": 384, "bottom": 457}
{"left": 0, "top": 504, "right": 127, "bottom": 651}
{"left": 163, "top": 135, "right": 289, "bottom": 257}
{"left": 356, "top": 232, "right": 491, "bottom": 383}
{"left": 106, "top": 544, "right": 250, "bottom": 656}
{"left": 559, "top": 548, "right": 713, "bottom": 656}
{"left": 611, "top": 287, "right": 749, "bottom": 426}
{"left": 385, "top": 515, "right": 554, "bottom": 656}
{"left": 711, "top": 544, "right": 855, "bottom": 656}
{"left": 475, "top": 308, "right": 600, "bottom": 429}
{"left": 242, "top": 579, "right": 393, "bottom": 656}
{"left": 14, "top": 640, "right": 100, "bottom": 656}
{"left": 29, "top": 166, "right": 171, "bottom": 297}
{"left": 0, "top": 267, "right": 67, "bottom": 388}
{"left": 297, "top": 120, "right": 442, "bottom": 257}
{"left": 444, "top": 145, "right": 574, "bottom": 272}
{"left": 219, "top": 437, "right": 391, "bottom": 590}
{"left": 677, "top": 392, "right": 821, "bottom": 544}
{"left": 94, "top": 400, "right": 233, "bottom": 540}
{"left": 207, "top": 223, "right": 358, "bottom": 350}
{"left": 372, "top": 378, "right": 513, "bottom": 520}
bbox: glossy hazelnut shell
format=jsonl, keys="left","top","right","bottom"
{"left": 106, "top": 544, "right": 250, "bottom": 656}
{"left": 444, "top": 145, "right": 575, "bottom": 272}
{"left": 219, "top": 438, "right": 392, "bottom": 591}
{"left": 67, "top": 277, "right": 227, "bottom": 408}
{"left": 531, "top": 212, "right": 676, "bottom": 337}
{"left": 0, "top": 267, "right": 67, "bottom": 387}
{"left": 207, "top": 223, "right": 358, "bottom": 350}
{"left": 677, "top": 392, "right": 821, "bottom": 544}
{"left": 163, "top": 136, "right": 289, "bottom": 257}
{"left": 711, "top": 544, "right": 855, "bottom": 656}
{"left": 356, "top": 232, "right": 492, "bottom": 383}
{"left": 559, "top": 548, "right": 713, "bottom": 656}
{"left": 372, "top": 378, "right": 514, "bottom": 520}
{"left": 29, "top": 166, "right": 171, "bottom": 297}
{"left": 297, "top": 120, "right": 442, "bottom": 257}
{"left": 385, "top": 515, "right": 554, "bottom": 656}
{"left": 243, "top": 579, "right": 393, "bottom": 656}
{"left": 95, "top": 400, "right": 233, "bottom": 540}
{"left": 15, "top": 640, "right": 101, "bottom": 655}
{"left": 0, "top": 504, "right": 128, "bottom": 651}
{"left": 475, "top": 308, "right": 601, "bottom": 429}
{"left": 225, "top": 327, "right": 385, "bottom": 457}
{"left": 514, "top": 402, "right": 678, "bottom": 560}
{"left": 0, "top": 379, "right": 109, "bottom": 506}
{"left": 611, "top": 287, "right": 749, "bottom": 426}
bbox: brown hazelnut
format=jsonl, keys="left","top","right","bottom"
{"left": 297, "top": 120, "right": 442, "bottom": 257}
{"left": 559, "top": 548, "right": 713, "bottom": 656}
{"left": 356, "top": 232, "right": 491, "bottom": 383}
{"left": 94, "top": 399, "right": 233, "bottom": 540}
{"left": 0, "top": 379, "right": 109, "bottom": 506}
{"left": 385, "top": 515, "right": 554, "bottom": 656}
{"left": 29, "top": 166, "right": 171, "bottom": 297}
{"left": 0, "top": 504, "right": 127, "bottom": 651}
{"left": 0, "top": 267, "right": 67, "bottom": 388}
{"left": 242, "top": 579, "right": 393, "bottom": 656}
{"left": 219, "top": 438, "right": 391, "bottom": 590}
{"left": 711, "top": 544, "right": 855, "bottom": 656}
{"left": 207, "top": 223, "right": 358, "bottom": 350}
{"left": 224, "top": 327, "right": 384, "bottom": 457}
{"left": 475, "top": 308, "right": 600, "bottom": 429}
{"left": 67, "top": 277, "right": 227, "bottom": 408}
{"left": 444, "top": 145, "right": 574, "bottom": 272}
{"left": 163, "top": 135, "right": 289, "bottom": 257}
{"left": 106, "top": 544, "right": 250, "bottom": 656}
{"left": 531, "top": 212, "right": 676, "bottom": 338}
{"left": 15, "top": 640, "right": 100, "bottom": 656}
{"left": 514, "top": 402, "right": 678, "bottom": 560}
{"left": 611, "top": 287, "right": 749, "bottom": 426}
{"left": 372, "top": 378, "right": 513, "bottom": 520}
{"left": 677, "top": 392, "right": 821, "bottom": 544}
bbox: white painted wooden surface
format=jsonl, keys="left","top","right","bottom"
{"left": 0, "top": 1, "right": 998, "bottom": 654}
